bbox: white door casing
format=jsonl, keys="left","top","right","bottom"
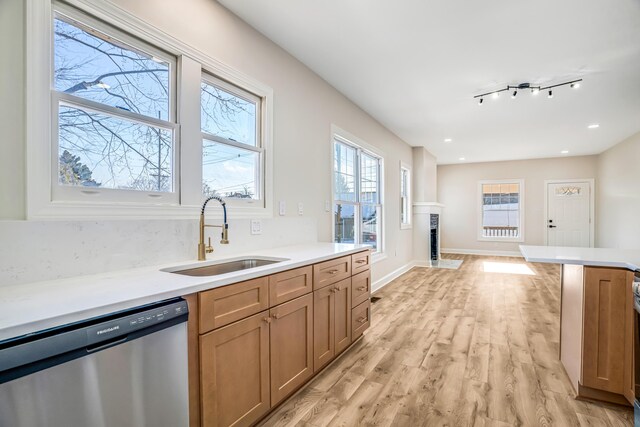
{"left": 545, "top": 180, "right": 594, "bottom": 247}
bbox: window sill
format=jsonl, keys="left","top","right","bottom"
{"left": 477, "top": 236, "right": 525, "bottom": 243}
{"left": 27, "top": 201, "right": 273, "bottom": 220}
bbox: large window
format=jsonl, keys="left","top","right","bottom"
{"left": 478, "top": 180, "right": 524, "bottom": 241}
{"left": 52, "top": 9, "right": 177, "bottom": 203}
{"left": 400, "top": 163, "right": 411, "bottom": 229}
{"left": 333, "top": 137, "right": 383, "bottom": 253}
{"left": 28, "top": 1, "right": 274, "bottom": 217}
{"left": 201, "top": 75, "right": 263, "bottom": 201}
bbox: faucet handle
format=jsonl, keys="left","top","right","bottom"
{"left": 206, "top": 237, "right": 214, "bottom": 253}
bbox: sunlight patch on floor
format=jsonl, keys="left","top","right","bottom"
{"left": 482, "top": 261, "right": 536, "bottom": 276}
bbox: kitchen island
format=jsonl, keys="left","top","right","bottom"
{"left": 520, "top": 245, "right": 640, "bottom": 406}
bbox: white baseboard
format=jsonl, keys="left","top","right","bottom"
{"left": 371, "top": 261, "right": 417, "bottom": 293}
{"left": 441, "top": 248, "right": 523, "bottom": 257}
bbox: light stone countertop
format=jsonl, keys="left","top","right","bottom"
{"left": 0, "top": 243, "right": 371, "bottom": 341}
{"left": 519, "top": 245, "right": 640, "bottom": 272}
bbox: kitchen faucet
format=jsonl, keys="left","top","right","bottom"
{"left": 198, "top": 196, "right": 229, "bottom": 261}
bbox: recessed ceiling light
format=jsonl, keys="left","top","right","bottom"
{"left": 444, "top": 138, "right": 452, "bottom": 143}
{"left": 459, "top": 157, "right": 466, "bottom": 161}
{"left": 561, "top": 150, "right": 569, "bottom": 154}
{"left": 571, "top": 82, "right": 581, "bottom": 89}
{"left": 492, "top": 92, "right": 499, "bottom": 100}
{"left": 588, "top": 124, "right": 600, "bottom": 129}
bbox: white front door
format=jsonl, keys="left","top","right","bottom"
{"left": 546, "top": 181, "right": 592, "bottom": 247}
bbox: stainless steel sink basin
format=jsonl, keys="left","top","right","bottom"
{"left": 167, "top": 258, "right": 285, "bottom": 277}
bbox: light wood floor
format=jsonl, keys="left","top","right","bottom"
{"left": 259, "top": 254, "right": 634, "bottom": 427}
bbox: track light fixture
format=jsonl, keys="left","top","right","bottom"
{"left": 473, "top": 79, "right": 582, "bottom": 103}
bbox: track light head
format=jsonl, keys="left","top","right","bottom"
{"left": 478, "top": 98, "right": 484, "bottom": 105}
{"left": 512, "top": 90, "right": 518, "bottom": 99}
{"left": 548, "top": 90, "right": 553, "bottom": 98}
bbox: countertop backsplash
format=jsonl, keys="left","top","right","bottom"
{"left": 0, "top": 217, "right": 318, "bottom": 287}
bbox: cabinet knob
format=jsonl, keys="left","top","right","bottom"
{"left": 271, "top": 313, "right": 280, "bottom": 320}
{"left": 263, "top": 317, "right": 271, "bottom": 324}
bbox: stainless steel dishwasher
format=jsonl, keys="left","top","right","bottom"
{"left": 0, "top": 298, "right": 189, "bottom": 427}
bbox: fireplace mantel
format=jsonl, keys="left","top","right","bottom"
{"left": 412, "top": 202, "right": 444, "bottom": 264}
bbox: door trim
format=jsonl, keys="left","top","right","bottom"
{"left": 543, "top": 179, "right": 595, "bottom": 247}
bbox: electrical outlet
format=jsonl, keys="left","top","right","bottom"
{"left": 279, "top": 201, "right": 286, "bottom": 216}
{"left": 325, "top": 200, "right": 331, "bottom": 212}
{"left": 250, "top": 219, "right": 262, "bottom": 235}
{"left": 298, "top": 202, "right": 304, "bottom": 215}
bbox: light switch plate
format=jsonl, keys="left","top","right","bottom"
{"left": 279, "top": 201, "right": 286, "bottom": 216}
{"left": 250, "top": 219, "right": 262, "bottom": 235}
{"left": 325, "top": 200, "right": 331, "bottom": 212}
{"left": 298, "top": 202, "right": 304, "bottom": 215}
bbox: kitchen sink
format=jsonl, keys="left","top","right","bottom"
{"left": 165, "top": 257, "right": 287, "bottom": 277}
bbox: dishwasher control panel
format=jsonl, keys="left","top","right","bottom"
{"left": 86, "top": 299, "right": 188, "bottom": 345}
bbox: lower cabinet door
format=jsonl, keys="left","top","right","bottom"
{"left": 270, "top": 293, "right": 314, "bottom": 406}
{"left": 334, "top": 278, "right": 352, "bottom": 355}
{"left": 200, "top": 311, "right": 271, "bottom": 427}
{"left": 582, "top": 267, "right": 627, "bottom": 394}
{"left": 313, "top": 285, "right": 335, "bottom": 372}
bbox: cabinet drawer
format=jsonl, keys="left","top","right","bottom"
{"left": 351, "top": 299, "right": 371, "bottom": 340}
{"left": 199, "top": 277, "right": 269, "bottom": 333}
{"left": 313, "top": 256, "right": 351, "bottom": 290}
{"left": 352, "top": 251, "right": 371, "bottom": 274}
{"left": 351, "top": 270, "right": 371, "bottom": 308}
{"left": 269, "top": 266, "right": 313, "bottom": 306}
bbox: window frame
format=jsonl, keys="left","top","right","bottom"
{"left": 331, "top": 128, "right": 385, "bottom": 256}
{"left": 400, "top": 162, "right": 411, "bottom": 229}
{"left": 51, "top": 6, "right": 179, "bottom": 205}
{"left": 26, "top": 0, "right": 274, "bottom": 219}
{"left": 477, "top": 179, "right": 525, "bottom": 243}
{"left": 200, "top": 72, "right": 265, "bottom": 204}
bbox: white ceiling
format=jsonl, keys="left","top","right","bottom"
{"left": 218, "top": 0, "right": 640, "bottom": 164}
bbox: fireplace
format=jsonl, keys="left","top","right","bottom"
{"left": 430, "top": 214, "right": 439, "bottom": 261}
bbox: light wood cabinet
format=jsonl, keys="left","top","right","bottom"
{"left": 313, "top": 256, "right": 351, "bottom": 290}
{"left": 199, "top": 311, "right": 271, "bottom": 427}
{"left": 582, "top": 267, "right": 630, "bottom": 394}
{"left": 270, "top": 293, "right": 314, "bottom": 406}
{"left": 560, "top": 265, "right": 635, "bottom": 406}
{"left": 269, "top": 266, "right": 313, "bottom": 306}
{"left": 189, "top": 250, "right": 371, "bottom": 425}
{"left": 199, "top": 277, "right": 269, "bottom": 333}
{"left": 352, "top": 299, "right": 371, "bottom": 340}
{"left": 352, "top": 251, "right": 371, "bottom": 275}
{"left": 313, "top": 278, "right": 352, "bottom": 372}
{"left": 351, "top": 270, "right": 371, "bottom": 308}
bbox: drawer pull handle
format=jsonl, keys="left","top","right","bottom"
{"left": 357, "top": 286, "right": 367, "bottom": 291}
{"left": 357, "top": 317, "right": 367, "bottom": 323}
{"left": 328, "top": 270, "right": 339, "bottom": 275}
{"left": 263, "top": 317, "right": 272, "bottom": 324}
{"left": 355, "top": 260, "right": 367, "bottom": 264}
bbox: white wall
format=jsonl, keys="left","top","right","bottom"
{"left": 437, "top": 156, "right": 598, "bottom": 254}
{"left": 0, "top": 0, "right": 421, "bottom": 286}
{"left": 596, "top": 131, "right": 640, "bottom": 249}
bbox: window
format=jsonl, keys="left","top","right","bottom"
{"left": 333, "top": 137, "right": 383, "bottom": 253}
{"left": 478, "top": 179, "right": 525, "bottom": 241}
{"left": 400, "top": 163, "right": 411, "bottom": 229}
{"left": 52, "top": 9, "right": 178, "bottom": 203}
{"left": 201, "top": 75, "right": 263, "bottom": 201}
{"left": 27, "top": 1, "right": 274, "bottom": 218}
